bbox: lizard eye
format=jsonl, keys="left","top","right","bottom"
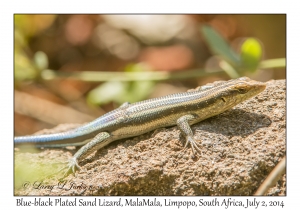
{"left": 237, "top": 88, "right": 248, "bottom": 94}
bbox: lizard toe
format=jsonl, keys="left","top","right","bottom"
{"left": 184, "top": 136, "right": 202, "bottom": 156}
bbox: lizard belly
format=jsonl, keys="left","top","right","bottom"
{"left": 110, "top": 111, "right": 186, "bottom": 138}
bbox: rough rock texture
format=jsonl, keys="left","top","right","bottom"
{"left": 14, "top": 79, "right": 286, "bottom": 196}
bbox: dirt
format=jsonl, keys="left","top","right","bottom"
{"left": 14, "top": 79, "right": 286, "bottom": 196}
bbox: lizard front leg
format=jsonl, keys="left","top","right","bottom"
{"left": 176, "top": 114, "right": 202, "bottom": 156}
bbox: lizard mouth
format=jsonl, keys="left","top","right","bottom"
{"left": 254, "top": 81, "right": 266, "bottom": 92}
{"left": 245, "top": 81, "right": 266, "bottom": 99}
{"left": 238, "top": 77, "right": 266, "bottom": 92}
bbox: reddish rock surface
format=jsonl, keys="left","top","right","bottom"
{"left": 15, "top": 79, "right": 286, "bottom": 196}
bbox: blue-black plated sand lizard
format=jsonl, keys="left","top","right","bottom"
{"left": 14, "top": 77, "right": 266, "bottom": 175}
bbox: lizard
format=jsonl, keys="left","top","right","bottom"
{"left": 14, "top": 77, "right": 266, "bottom": 175}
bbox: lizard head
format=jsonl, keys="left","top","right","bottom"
{"left": 217, "top": 77, "right": 266, "bottom": 107}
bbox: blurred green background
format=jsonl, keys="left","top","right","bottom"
{"left": 14, "top": 14, "right": 286, "bottom": 135}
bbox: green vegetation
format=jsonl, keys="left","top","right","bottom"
{"left": 14, "top": 15, "right": 285, "bottom": 107}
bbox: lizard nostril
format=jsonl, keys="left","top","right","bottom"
{"left": 221, "top": 97, "right": 226, "bottom": 102}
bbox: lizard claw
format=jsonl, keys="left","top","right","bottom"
{"left": 53, "top": 157, "right": 81, "bottom": 179}
{"left": 183, "top": 136, "right": 202, "bottom": 156}
{"left": 63, "top": 157, "right": 81, "bottom": 176}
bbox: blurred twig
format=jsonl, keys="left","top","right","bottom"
{"left": 219, "top": 60, "right": 240, "bottom": 79}
{"left": 15, "top": 90, "right": 94, "bottom": 126}
{"left": 41, "top": 68, "right": 226, "bottom": 82}
{"left": 259, "top": 58, "right": 286, "bottom": 69}
{"left": 39, "top": 58, "right": 285, "bottom": 82}
{"left": 254, "top": 156, "right": 286, "bottom": 196}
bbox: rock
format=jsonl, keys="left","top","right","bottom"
{"left": 14, "top": 79, "right": 286, "bottom": 196}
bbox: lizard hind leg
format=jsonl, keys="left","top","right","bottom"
{"left": 59, "top": 132, "right": 113, "bottom": 177}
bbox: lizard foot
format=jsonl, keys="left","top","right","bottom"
{"left": 63, "top": 157, "right": 81, "bottom": 177}
{"left": 51, "top": 157, "right": 81, "bottom": 179}
{"left": 43, "top": 157, "right": 81, "bottom": 180}
{"left": 183, "top": 136, "right": 202, "bottom": 157}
